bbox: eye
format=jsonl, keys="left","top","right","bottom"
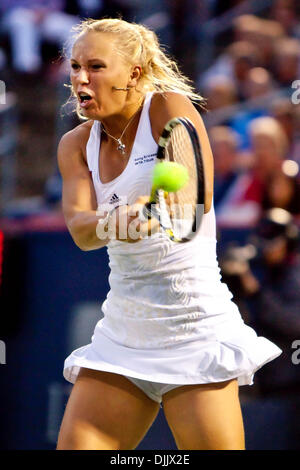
{"left": 71, "top": 63, "right": 80, "bottom": 70}
{"left": 91, "top": 64, "right": 104, "bottom": 70}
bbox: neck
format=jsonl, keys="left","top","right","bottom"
{"left": 101, "top": 94, "right": 145, "bottom": 137}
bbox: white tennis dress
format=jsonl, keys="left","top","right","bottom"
{"left": 63, "top": 92, "right": 281, "bottom": 398}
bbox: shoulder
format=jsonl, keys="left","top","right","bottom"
{"left": 58, "top": 120, "right": 94, "bottom": 155}
{"left": 149, "top": 92, "right": 214, "bottom": 213}
{"left": 57, "top": 120, "right": 94, "bottom": 163}
{"left": 149, "top": 92, "right": 205, "bottom": 142}
{"left": 150, "top": 91, "right": 195, "bottom": 109}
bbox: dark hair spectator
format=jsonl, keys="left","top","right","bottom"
{"left": 270, "top": 98, "right": 299, "bottom": 160}
{"left": 234, "top": 15, "right": 285, "bottom": 68}
{"left": 272, "top": 37, "right": 300, "bottom": 87}
{"left": 199, "top": 40, "right": 262, "bottom": 101}
{"left": 215, "top": 117, "right": 289, "bottom": 228}
{"left": 209, "top": 126, "right": 240, "bottom": 208}
{"left": 243, "top": 208, "right": 300, "bottom": 397}
{"left": 270, "top": 0, "right": 300, "bottom": 38}
{"left": 262, "top": 161, "right": 300, "bottom": 217}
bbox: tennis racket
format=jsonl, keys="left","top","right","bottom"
{"left": 139, "top": 117, "right": 205, "bottom": 242}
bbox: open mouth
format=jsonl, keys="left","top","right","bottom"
{"left": 78, "top": 92, "right": 93, "bottom": 103}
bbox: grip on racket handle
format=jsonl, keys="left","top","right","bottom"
{"left": 139, "top": 202, "right": 153, "bottom": 222}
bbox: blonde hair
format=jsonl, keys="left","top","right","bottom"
{"left": 209, "top": 126, "right": 240, "bottom": 150}
{"left": 65, "top": 17, "right": 205, "bottom": 118}
{"left": 249, "top": 116, "right": 289, "bottom": 158}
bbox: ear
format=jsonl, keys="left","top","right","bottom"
{"left": 127, "top": 65, "right": 142, "bottom": 88}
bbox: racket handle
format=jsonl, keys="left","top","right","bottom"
{"left": 138, "top": 202, "right": 153, "bottom": 222}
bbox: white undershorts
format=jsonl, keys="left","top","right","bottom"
{"left": 124, "top": 375, "right": 183, "bottom": 404}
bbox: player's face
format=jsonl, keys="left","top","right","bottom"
{"left": 70, "top": 32, "right": 131, "bottom": 119}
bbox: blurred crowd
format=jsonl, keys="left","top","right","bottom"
{"left": 204, "top": 4, "right": 300, "bottom": 229}
{"left": 199, "top": 0, "right": 300, "bottom": 399}
{"left": 0, "top": 0, "right": 300, "bottom": 400}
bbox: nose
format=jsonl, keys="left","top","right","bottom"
{"left": 77, "top": 67, "right": 90, "bottom": 84}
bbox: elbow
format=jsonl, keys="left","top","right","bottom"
{"left": 74, "top": 240, "right": 91, "bottom": 251}
{"left": 67, "top": 218, "right": 91, "bottom": 251}
{"left": 67, "top": 214, "right": 104, "bottom": 251}
{"left": 71, "top": 233, "right": 89, "bottom": 251}
{"left": 71, "top": 232, "right": 94, "bottom": 251}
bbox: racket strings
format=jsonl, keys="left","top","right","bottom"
{"left": 164, "top": 125, "right": 197, "bottom": 232}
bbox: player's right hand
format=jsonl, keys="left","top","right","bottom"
{"left": 112, "top": 197, "right": 160, "bottom": 243}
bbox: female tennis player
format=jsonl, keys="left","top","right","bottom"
{"left": 56, "top": 18, "right": 281, "bottom": 450}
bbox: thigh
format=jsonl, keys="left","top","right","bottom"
{"left": 162, "top": 379, "right": 245, "bottom": 450}
{"left": 57, "top": 368, "right": 160, "bottom": 450}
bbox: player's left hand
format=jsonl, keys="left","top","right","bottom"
{"left": 126, "top": 196, "right": 160, "bottom": 241}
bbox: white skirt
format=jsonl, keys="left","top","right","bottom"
{"left": 63, "top": 311, "right": 282, "bottom": 387}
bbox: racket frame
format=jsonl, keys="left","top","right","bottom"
{"left": 142, "top": 117, "right": 205, "bottom": 242}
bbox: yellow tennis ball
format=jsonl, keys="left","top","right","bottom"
{"left": 152, "top": 162, "right": 189, "bottom": 192}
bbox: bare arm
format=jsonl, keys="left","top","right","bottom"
{"left": 57, "top": 125, "right": 110, "bottom": 251}
{"left": 57, "top": 124, "right": 155, "bottom": 250}
{"left": 150, "top": 92, "right": 214, "bottom": 213}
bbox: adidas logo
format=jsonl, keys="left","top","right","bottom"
{"left": 109, "top": 193, "right": 120, "bottom": 204}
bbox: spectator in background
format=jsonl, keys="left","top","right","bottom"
{"left": 228, "top": 41, "right": 263, "bottom": 101}
{"left": 242, "top": 208, "right": 300, "bottom": 397}
{"left": 270, "top": 0, "right": 300, "bottom": 39}
{"left": 262, "top": 160, "right": 300, "bottom": 218}
{"left": 204, "top": 75, "right": 237, "bottom": 112}
{"left": 242, "top": 67, "right": 276, "bottom": 101}
{"left": 269, "top": 98, "right": 300, "bottom": 163}
{"left": 0, "top": 0, "right": 79, "bottom": 74}
{"left": 291, "top": 105, "right": 300, "bottom": 165}
{"left": 269, "top": 97, "right": 297, "bottom": 156}
{"left": 272, "top": 37, "right": 300, "bottom": 88}
{"left": 219, "top": 243, "right": 259, "bottom": 327}
{"left": 229, "top": 67, "right": 276, "bottom": 148}
{"left": 216, "top": 117, "right": 289, "bottom": 228}
{"left": 220, "top": 208, "right": 300, "bottom": 397}
{"left": 233, "top": 15, "right": 285, "bottom": 70}
{"left": 209, "top": 126, "right": 240, "bottom": 208}
{"left": 233, "top": 14, "right": 262, "bottom": 43}
{"left": 199, "top": 40, "right": 261, "bottom": 100}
